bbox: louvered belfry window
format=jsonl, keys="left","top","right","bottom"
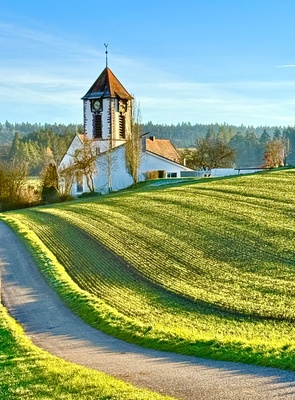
{"left": 93, "top": 114, "right": 102, "bottom": 139}
{"left": 119, "top": 114, "right": 126, "bottom": 139}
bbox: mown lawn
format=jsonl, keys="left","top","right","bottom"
{"left": 0, "top": 305, "right": 174, "bottom": 400}
{"left": 2, "top": 168, "right": 295, "bottom": 370}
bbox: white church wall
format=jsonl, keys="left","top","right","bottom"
{"left": 94, "top": 146, "right": 135, "bottom": 194}
{"left": 140, "top": 152, "right": 192, "bottom": 177}
{"left": 59, "top": 135, "right": 83, "bottom": 170}
{"left": 92, "top": 146, "right": 192, "bottom": 194}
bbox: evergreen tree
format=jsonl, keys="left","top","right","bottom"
{"left": 259, "top": 129, "right": 271, "bottom": 145}
{"left": 9, "top": 132, "right": 22, "bottom": 160}
{"left": 41, "top": 162, "right": 59, "bottom": 203}
{"left": 273, "top": 127, "right": 281, "bottom": 139}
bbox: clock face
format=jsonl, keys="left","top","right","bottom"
{"left": 93, "top": 100, "right": 102, "bottom": 111}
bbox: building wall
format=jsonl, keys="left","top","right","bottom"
{"left": 59, "top": 135, "right": 83, "bottom": 169}
{"left": 91, "top": 148, "right": 192, "bottom": 194}
{"left": 94, "top": 146, "right": 136, "bottom": 194}
{"left": 141, "top": 152, "right": 192, "bottom": 177}
{"left": 60, "top": 135, "right": 192, "bottom": 196}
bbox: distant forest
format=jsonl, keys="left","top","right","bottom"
{"left": 1, "top": 120, "right": 295, "bottom": 172}
{"left": 143, "top": 121, "right": 284, "bottom": 148}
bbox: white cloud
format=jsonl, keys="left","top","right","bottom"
{"left": 275, "top": 64, "right": 295, "bottom": 68}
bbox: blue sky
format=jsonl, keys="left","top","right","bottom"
{"left": 1, "top": 0, "right": 295, "bottom": 127}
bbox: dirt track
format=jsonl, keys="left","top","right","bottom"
{"left": 1, "top": 220, "right": 295, "bottom": 400}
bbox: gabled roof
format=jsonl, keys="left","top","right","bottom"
{"left": 146, "top": 136, "right": 180, "bottom": 163}
{"left": 82, "top": 67, "right": 133, "bottom": 100}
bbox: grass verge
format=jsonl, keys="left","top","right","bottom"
{"left": 0, "top": 304, "right": 174, "bottom": 400}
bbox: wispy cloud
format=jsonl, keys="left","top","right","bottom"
{"left": 275, "top": 64, "right": 295, "bottom": 68}
{"left": 1, "top": 20, "right": 295, "bottom": 126}
{"left": 136, "top": 77, "right": 295, "bottom": 126}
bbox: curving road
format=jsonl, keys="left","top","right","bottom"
{"left": 1, "top": 221, "right": 295, "bottom": 400}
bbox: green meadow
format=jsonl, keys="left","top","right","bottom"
{"left": 2, "top": 168, "right": 295, "bottom": 372}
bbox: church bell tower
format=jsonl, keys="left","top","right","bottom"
{"left": 81, "top": 48, "right": 133, "bottom": 153}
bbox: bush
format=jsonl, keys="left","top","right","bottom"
{"left": 146, "top": 170, "right": 167, "bottom": 180}
{"left": 77, "top": 191, "right": 100, "bottom": 198}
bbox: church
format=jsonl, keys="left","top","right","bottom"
{"left": 59, "top": 60, "right": 192, "bottom": 195}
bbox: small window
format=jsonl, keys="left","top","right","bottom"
{"left": 167, "top": 172, "right": 177, "bottom": 178}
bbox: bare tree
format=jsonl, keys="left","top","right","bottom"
{"left": 264, "top": 139, "right": 285, "bottom": 168}
{"left": 194, "top": 138, "right": 235, "bottom": 170}
{"left": 70, "top": 137, "right": 97, "bottom": 192}
{"left": 125, "top": 100, "right": 142, "bottom": 184}
{"left": 0, "top": 160, "right": 29, "bottom": 210}
{"left": 97, "top": 148, "right": 118, "bottom": 193}
{"left": 58, "top": 165, "right": 76, "bottom": 198}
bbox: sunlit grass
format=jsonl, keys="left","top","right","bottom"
{"left": 0, "top": 305, "right": 174, "bottom": 400}
{"left": 2, "top": 168, "right": 295, "bottom": 370}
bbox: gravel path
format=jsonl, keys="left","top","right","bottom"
{"left": 1, "top": 221, "right": 295, "bottom": 400}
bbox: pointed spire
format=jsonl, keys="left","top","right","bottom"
{"left": 82, "top": 67, "right": 133, "bottom": 100}
{"left": 104, "top": 43, "right": 108, "bottom": 68}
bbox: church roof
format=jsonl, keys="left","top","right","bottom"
{"left": 82, "top": 67, "right": 133, "bottom": 100}
{"left": 146, "top": 136, "right": 180, "bottom": 163}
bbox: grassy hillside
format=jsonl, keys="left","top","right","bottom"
{"left": 2, "top": 168, "right": 295, "bottom": 370}
{"left": 0, "top": 305, "right": 173, "bottom": 400}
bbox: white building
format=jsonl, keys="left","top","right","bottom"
{"left": 59, "top": 66, "right": 192, "bottom": 195}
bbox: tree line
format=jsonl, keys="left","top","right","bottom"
{"left": 0, "top": 120, "right": 294, "bottom": 211}
{"left": 142, "top": 122, "right": 295, "bottom": 168}
{"left": 2, "top": 120, "right": 295, "bottom": 168}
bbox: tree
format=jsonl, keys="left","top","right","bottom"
{"left": 194, "top": 137, "right": 235, "bottom": 170}
{"left": 125, "top": 100, "right": 142, "bottom": 185}
{"left": 282, "top": 126, "right": 295, "bottom": 165}
{"left": 0, "top": 160, "right": 29, "bottom": 210}
{"left": 259, "top": 129, "right": 271, "bottom": 145}
{"left": 205, "top": 127, "right": 215, "bottom": 140}
{"left": 264, "top": 139, "right": 285, "bottom": 168}
{"left": 97, "top": 147, "right": 118, "bottom": 193}
{"left": 41, "top": 162, "right": 59, "bottom": 202}
{"left": 179, "top": 148, "right": 198, "bottom": 170}
{"left": 58, "top": 165, "right": 75, "bottom": 198}
{"left": 229, "top": 132, "right": 246, "bottom": 166}
{"left": 9, "top": 131, "right": 22, "bottom": 160}
{"left": 244, "top": 131, "right": 260, "bottom": 167}
{"left": 273, "top": 127, "right": 282, "bottom": 139}
{"left": 71, "top": 136, "right": 97, "bottom": 192}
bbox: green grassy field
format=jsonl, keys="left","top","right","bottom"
{"left": 0, "top": 305, "right": 174, "bottom": 400}
{"left": 2, "top": 168, "right": 295, "bottom": 370}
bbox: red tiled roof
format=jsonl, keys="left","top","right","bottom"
{"left": 82, "top": 67, "right": 133, "bottom": 100}
{"left": 146, "top": 136, "right": 180, "bottom": 163}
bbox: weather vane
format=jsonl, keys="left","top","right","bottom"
{"left": 104, "top": 43, "right": 108, "bottom": 68}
